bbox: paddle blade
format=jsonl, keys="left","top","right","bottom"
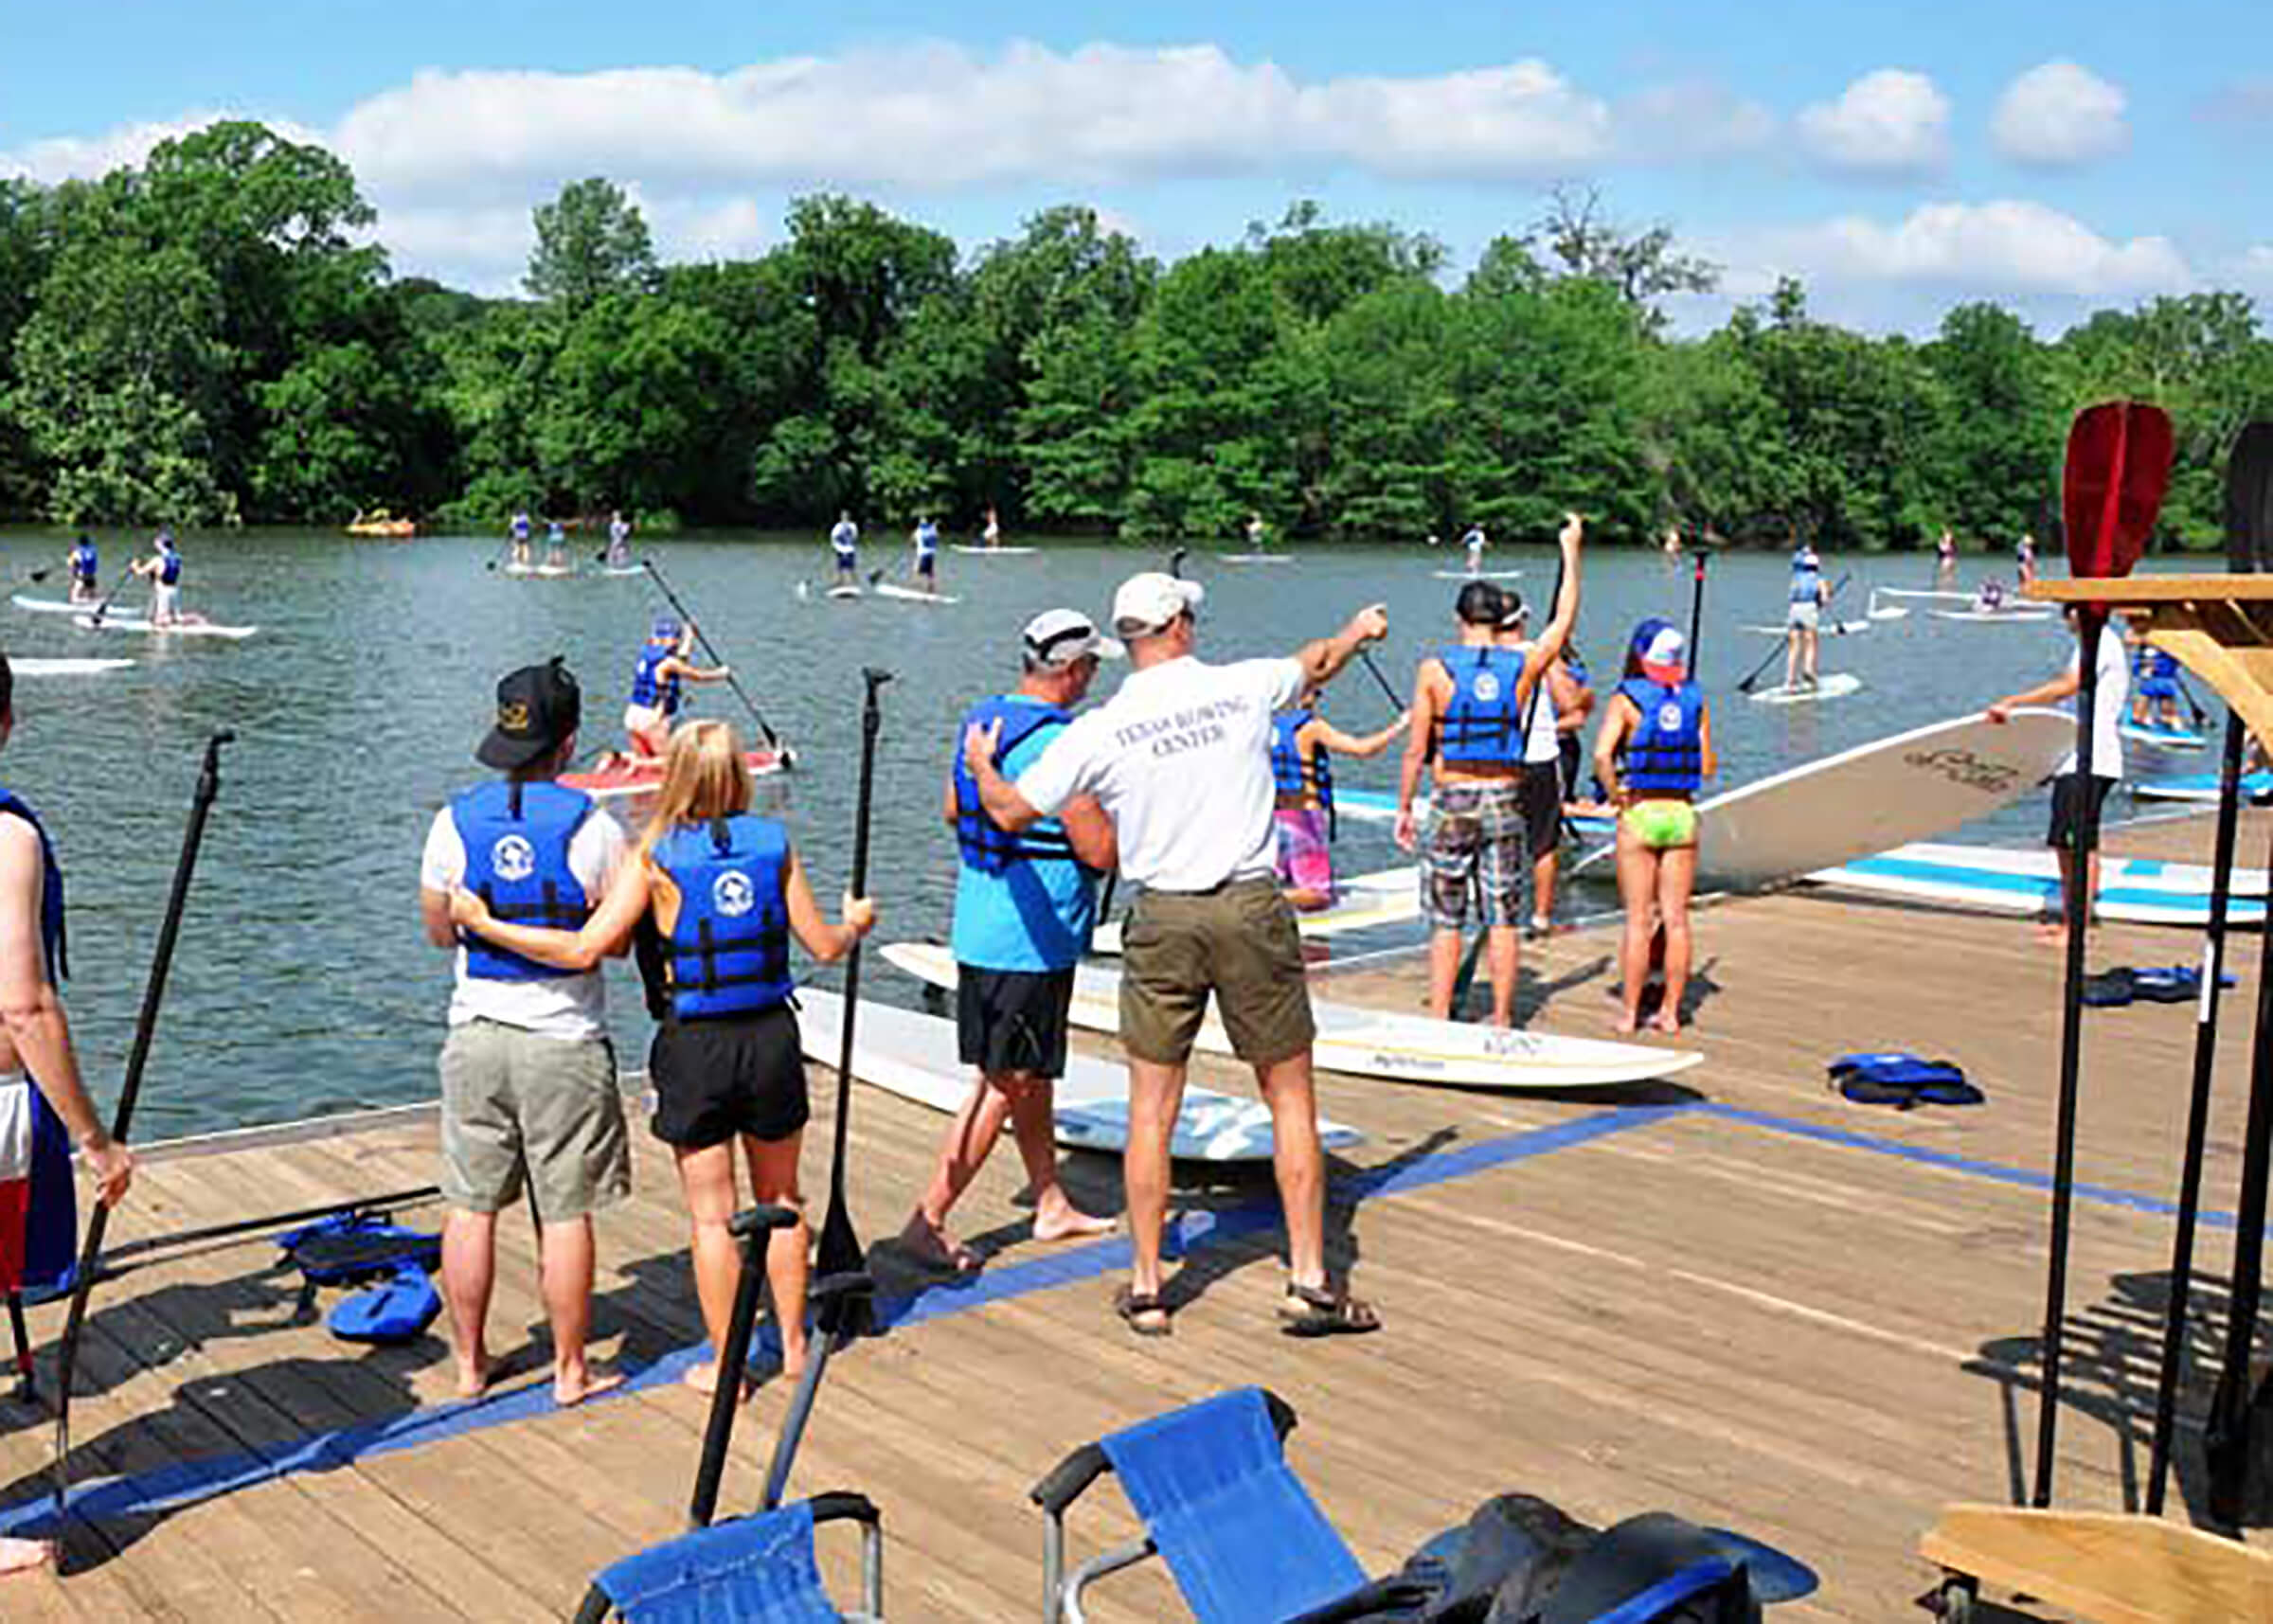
{"left": 2225, "top": 421, "right": 2273, "bottom": 573}
{"left": 2063, "top": 402, "right": 2174, "bottom": 580}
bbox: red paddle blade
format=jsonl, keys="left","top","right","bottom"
{"left": 2226, "top": 421, "right": 2273, "bottom": 574}
{"left": 2063, "top": 402, "right": 2174, "bottom": 580}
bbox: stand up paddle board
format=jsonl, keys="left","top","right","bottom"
{"left": 563, "top": 746, "right": 791, "bottom": 803}
{"left": 1742, "top": 621, "right": 1870, "bottom": 636}
{"left": 825, "top": 583, "right": 863, "bottom": 600}
{"left": 1748, "top": 673, "right": 1864, "bottom": 705}
{"left": 796, "top": 988, "right": 1364, "bottom": 1161}
{"left": 72, "top": 613, "right": 258, "bottom": 639}
{"left": 598, "top": 565, "right": 646, "bottom": 578}
{"left": 2120, "top": 722, "right": 2210, "bottom": 751}
{"left": 884, "top": 941, "right": 1702, "bottom": 1090}
{"left": 1090, "top": 866, "right": 1419, "bottom": 955}
{"left": 1931, "top": 608, "right": 2052, "bottom": 624}
{"left": 874, "top": 580, "right": 960, "bottom": 604}
{"left": 1432, "top": 569, "right": 1524, "bottom": 580}
{"left": 950, "top": 545, "right": 1037, "bottom": 556}
{"left": 1573, "top": 707, "right": 2075, "bottom": 890}
{"left": 1221, "top": 554, "right": 1294, "bottom": 564}
{"left": 11, "top": 595, "right": 95, "bottom": 616}
{"left": 14, "top": 657, "right": 134, "bottom": 675}
{"left": 2133, "top": 770, "right": 2273, "bottom": 802}
{"left": 1807, "top": 842, "right": 2268, "bottom": 928}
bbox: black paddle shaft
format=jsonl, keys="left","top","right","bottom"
{"left": 815, "top": 668, "right": 890, "bottom": 1339}
{"left": 2031, "top": 615, "right": 2103, "bottom": 1507}
{"left": 49, "top": 730, "right": 232, "bottom": 1544}
{"left": 639, "top": 560, "right": 782, "bottom": 750}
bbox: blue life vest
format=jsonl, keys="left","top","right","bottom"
{"left": 1564, "top": 648, "right": 1590, "bottom": 689}
{"left": 0, "top": 790, "right": 66, "bottom": 984}
{"left": 1270, "top": 710, "right": 1334, "bottom": 808}
{"left": 2132, "top": 645, "right": 2179, "bottom": 697}
{"left": 629, "top": 644, "right": 681, "bottom": 713}
{"left": 450, "top": 779, "right": 595, "bottom": 982}
{"left": 915, "top": 523, "right": 939, "bottom": 558}
{"left": 652, "top": 814, "right": 794, "bottom": 1020}
{"left": 69, "top": 544, "right": 97, "bottom": 582}
{"left": 1788, "top": 550, "right": 1820, "bottom": 605}
{"left": 156, "top": 544, "right": 181, "bottom": 586}
{"left": 1619, "top": 677, "right": 1705, "bottom": 794}
{"left": 511, "top": 513, "right": 531, "bottom": 541}
{"left": 953, "top": 697, "right": 1079, "bottom": 874}
{"left": 1433, "top": 645, "right": 1526, "bottom": 765}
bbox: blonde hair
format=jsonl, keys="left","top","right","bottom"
{"left": 638, "top": 721, "right": 751, "bottom": 857}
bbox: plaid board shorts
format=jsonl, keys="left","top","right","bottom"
{"left": 1422, "top": 779, "right": 1528, "bottom": 929}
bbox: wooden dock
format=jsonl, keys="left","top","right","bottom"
{"left": 2, "top": 808, "right": 2270, "bottom": 1620}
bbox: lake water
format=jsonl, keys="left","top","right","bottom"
{"left": 0, "top": 527, "right": 2178, "bottom": 1138}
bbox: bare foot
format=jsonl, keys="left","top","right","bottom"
{"left": 899, "top": 1210, "right": 980, "bottom": 1273}
{"left": 455, "top": 1353, "right": 492, "bottom": 1401}
{"left": 0, "top": 1536, "right": 53, "bottom": 1575}
{"left": 1611, "top": 1012, "right": 1641, "bottom": 1036}
{"left": 682, "top": 1362, "right": 753, "bottom": 1403}
{"left": 2034, "top": 919, "right": 2069, "bottom": 946}
{"left": 554, "top": 1366, "right": 625, "bottom": 1407}
{"left": 1652, "top": 1010, "right": 1683, "bottom": 1034}
{"left": 1032, "top": 1200, "right": 1116, "bottom": 1244}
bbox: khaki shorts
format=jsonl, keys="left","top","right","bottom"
{"left": 1118, "top": 878, "right": 1315, "bottom": 1066}
{"left": 439, "top": 1019, "right": 632, "bottom": 1221}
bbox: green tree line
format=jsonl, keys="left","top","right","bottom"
{"left": 4, "top": 120, "right": 2269, "bottom": 547}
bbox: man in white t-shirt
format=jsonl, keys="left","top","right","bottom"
{"left": 963, "top": 572, "right": 1389, "bottom": 1339}
{"left": 419, "top": 657, "right": 631, "bottom": 1403}
{"left": 1988, "top": 607, "right": 2129, "bottom": 945}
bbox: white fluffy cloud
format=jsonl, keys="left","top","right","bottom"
{"left": 1741, "top": 200, "right": 2190, "bottom": 299}
{"left": 1994, "top": 62, "right": 2127, "bottom": 167}
{"left": 1797, "top": 69, "right": 1950, "bottom": 177}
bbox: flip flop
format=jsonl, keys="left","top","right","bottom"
{"left": 1113, "top": 1284, "right": 1172, "bottom": 1337}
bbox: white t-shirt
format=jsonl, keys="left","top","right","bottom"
{"left": 2055, "top": 625, "right": 2130, "bottom": 780}
{"left": 1017, "top": 654, "right": 1305, "bottom": 893}
{"left": 1514, "top": 645, "right": 1560, "bottom": 763}
{"left": 420, "top": 795, "right": 628, "bottom": 1040}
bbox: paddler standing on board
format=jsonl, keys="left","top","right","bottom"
{"left": 623, "top": 616, "right": 732, "bottom": 759}
{"left": 1987, "top": 607, "right": 2128, "bottom": 945}
{"left": 1783, "top": 539, "right": 1827, "bottom": 690}
{"left": 2016, "top": 531, "right": 2038, "bottom": 590}
{"left": 1936, "top": 527, "right": 1958, "bottom": 579}
{"left": 902, "top": 608, "right": 1122, "bottom": 1274}
{"left": 544, "top": 520, "right": 569, "bottom": 573}
{"left": 911, "top": 515, "right": 941, "bottom": 592}
{"left": 509, "top": 509, "right": 534, "bottom": 570}
{"left": 830, "top": 511, "right": 859, "bottom": 588}
{"left": 982, "top": 506, "right": 1003, "bottom": 550}
{"left": 605, "top": 510, "right": 632, "bottom": 569}
{"left": 0, "top": 652, "right": 138, "bottom": 1579}
{"left": 1398, "top": 514, "right": 1585, "bottom": 1026}
{"left": 1462, "top": 524, "right": 1487, "bottom": 577}
{"left": 130, "top": 527, "right": 184, "bottom": 627}
{"left": 64, "top": 533, "right": 98, "bottom": 605}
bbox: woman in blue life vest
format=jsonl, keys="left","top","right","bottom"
{"left": 1270, "top": 695, "right": 1406, "bottom": 910}
{"left": 65, "top": 534, "right": 98, "bottom": 604}
{"left": 1593, "top": 619, "right": 1716, "bottom": 1035}
{"left": 451, "top": 721, "right": 875, "bottom": 1394}
{"left": 621, "top": 616, "right": 732, "bottom": 759}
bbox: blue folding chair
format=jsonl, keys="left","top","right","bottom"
{"left": 1030, "top": 1388, "right": 1797, "bottom": 1624}
{"left": 573, "top": 1206, "right": 885, "bottom": 1622}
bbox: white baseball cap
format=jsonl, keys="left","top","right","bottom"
{"left": 1638, "top": 626, "right": 1687, "bottom": 681}
{"left": 1111, "top": 572, "right": 1206, "bottom": 636}
{"left": 1022, "top": 608, "right": 1124, "bottom": 667}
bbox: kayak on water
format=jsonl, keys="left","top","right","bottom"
{"left": 73, "top": 613, "right": 258, "bottom": 640}
{"left": 562, "top": 745, "right": 793, "bottom": 804}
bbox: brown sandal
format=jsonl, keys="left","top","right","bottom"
{"left": 1278, "top": 1281, "right": 1381, "bottom": 1337}
{"left": 1114, "top": 1284, "right": 1172, "bottom": 1337}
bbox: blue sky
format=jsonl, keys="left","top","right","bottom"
{"left": 6, "top": 0, "right": 2269, "bottom": 332}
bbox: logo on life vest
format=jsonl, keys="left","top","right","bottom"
{"left": 1656, "top": 702, "right": 1684, "bottom": 732}
{"left": 713, "top": 870, "right": 757, "bottom": 918}
{"left": 1472, "top": 671, "right": 1501, "bottom": 704}
{"left": 492, "top": 834, "right": 536, "bottom": 882}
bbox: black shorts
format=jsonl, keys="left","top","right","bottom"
{"left": 956, "top": 966, "right": 1075, "bottom": 1080}
{"left": 647, "top": 1004, "right": 810, "bottom": 1150}
{"left": 1558, "top": 734, "right": 1583, "bottom": 802}
{"left": 2046, "top": 774, "right": 2117, "bottom": 850}
{"left": 1518, "top": 759, "right": 1564, "bottom": 855}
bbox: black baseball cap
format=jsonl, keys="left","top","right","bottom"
{"left": 476, "top": 656, "right": 582, "bottom": 769}
{"left": 1455, "top": 580, "right": 1506, "bottom": 625}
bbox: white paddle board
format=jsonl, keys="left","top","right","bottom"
{"left": 1808, "top": 842, "right": 2268, "bottom": 928}
{"left": 950, "top": 545, "right": 1037, "bottom": 556}
{"left": 1878, "top": 588, "right": 1974, "bottom": 603}
{"left": 72, "top": 613, "right": 258, "bottom": 639}
{"left": 2120, "top": 722, "right": 2209, "bottom": 752}
{"left": 1742, "top": 621, "right": 1870, "bottom": 636}
{"left": 1574, "top": 708, "right": 2076, "bottom": 890}
{"left": 1090, "top": 866, "right": 1419, "bottom": 955}
{"left": 14, "top": 657, "right": 134, "bottom": 675}
{"left": 1931, "top": 608, "right": 2052, "bottom": 624}
{"left": 1748, "top": 673, "right": 1863, "bottom": 705}
{"left": 1221, "top": 554, "right": 1294, "bottom": 564}
{"left": 795, "top": 988, "right": 1364, "bottom": 1161}
{"left": 826, "top": 584, "right": 864, "bottom": 600}
{"left": 1432, "top": 569, "right": 1524, "bottom": 580}
{"left": 2133, "top": 771, "right": 2273, "bottom": 802}
{"left": 599, "top": 565, "right": 646, "bottom": 578}
{"left": 884, "top": 941, "right": 1702, "bottom": 1091}
{"left": 874, "top": 580, "right": 960, "bottom": 604}
{"left": 11, "top": 595, "right": 91, "bottom": 616}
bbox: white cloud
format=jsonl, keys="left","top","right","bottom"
{"left": 0, "top": 113, "right": 324, "bottom": 184}
{"left": 1994, "top": 62, "right": 2127, "bottom": 167}
{"left": 1796, "top": 69, "right": 1950, "bottom": 177}
{"left": 1743, "top": 200, "right": 2191, "bottom": 299}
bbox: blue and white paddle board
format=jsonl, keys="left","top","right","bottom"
{"left": 2120, "top": 722, "right": 2210, "bottom": 752}
{"left": 795, "top": 987, "right": 1363, "bottom": 1161}
{"left": 2132, "top": 771, "right": 2273, "bottom": 803}
{"left": 1807, "top": 842, "right": 2268, "bottom": 928}
{"left": 1092, "top": 864, "right": 1418, "bottom": 954}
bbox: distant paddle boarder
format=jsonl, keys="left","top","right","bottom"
{"left": 1462, "top": 524, "right": 1487, "bottom": 577}
{"left": 982, "top": 506, "right": 1003, "bottom": 550}
{"left": 129, "top": 527, "right": 183, "bottom": 627}
{"left": 64, "top": 534, "right": 98, "bottom": 605}
{"left": 2016, "top": 531, "right": 2038, "bottom": 589}
{"left": 830, "top": 511, "right": 859, "bottom": 587}
{"left": 1595, "top": 620, "right": 1716, "bottom": 1034}
{"left": 2126, "top": 624, "right": 2185, "bottom": 732}
{"left": 0, "top": 653, "right": 137, "bottom": 1579}
{"left": 605, "top": 509, "right": 632, "bottom": 569}
{"left": 544, "top": 520, "right": 569, "bottom": 572}
{"left": 622, "top": 616, "right": 733, "bottom": 758}
{"left": 1245, "top": 512, "right": 1267, "bottom": 553}
{"left": 1783, "top": 539, "right": 1827, "bottom": 690}
{"left": 1986, "top": 607, "right": 2129, "bottom": 945}
{"left": 509, "top": 509, "right": 534, "bottom": 570}
{"left": 912, "top": 516, "right": 941, "bottom": 590}
{"left": 1936, "top": 527, "right": 1958, "bottom": 579}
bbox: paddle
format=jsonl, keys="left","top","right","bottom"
{"left": 81, "top": 560, "right": 141, "bottom": 627}
{"left": 2148, "top": 419, "right": 2272, "bottom": 1517}
{"left": 1168, "top": 546, "right": 1190, "bottom": 580}
{"left": 640, "top": 560, "right": 783, "bottom": 753}
{"left": 2031, "top": 400, "right": 2173, "bottom": 1511}
{"left": 49, "top": 731, "right": 232, "bottom": 1554}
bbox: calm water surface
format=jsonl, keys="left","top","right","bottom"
{"left": 0, "top": 527, "right": 2188, "bottom": 1137}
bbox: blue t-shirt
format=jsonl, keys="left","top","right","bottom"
{"left": 950, "top": 699, "right": 1098, "bottom": 972}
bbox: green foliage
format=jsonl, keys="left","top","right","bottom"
{"left": 1, "top": 119, "right": 2270, "bottom": 547}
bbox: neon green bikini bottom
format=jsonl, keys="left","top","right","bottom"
{"left": 1621, "top": 798, "right": 1699, "bottom": 851}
